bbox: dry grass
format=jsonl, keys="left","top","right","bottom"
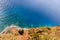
{"left": 0, "top": 26, "right": 60, "bottom": 40}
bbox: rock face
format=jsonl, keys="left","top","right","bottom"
{"left": 0, "top": 26, "right": 60, "bottom": 40}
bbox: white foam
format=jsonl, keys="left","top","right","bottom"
{"left": 0, "top": 24, "right": 29, "bottom": 34}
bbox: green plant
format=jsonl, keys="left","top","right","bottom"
{"left": 31, "top": 34, "right": 40, "bottom": 40}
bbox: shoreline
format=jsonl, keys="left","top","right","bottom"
{"left": 0, "top": 25, "right": 29, "bottom": 34}
{"left": 0, "top": 25, "right": 60, "bottom": 40}
{"left": 0, "top": 24, "right": 57, "bottom": 34}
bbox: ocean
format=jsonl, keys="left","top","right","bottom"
{"left": 0, "top": 0, "right": 57, "bottom": 32}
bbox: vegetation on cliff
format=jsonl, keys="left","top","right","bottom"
{"left": 0, "top": 26, "right": 60, "bottom": 40}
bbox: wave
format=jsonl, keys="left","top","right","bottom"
{"left": 0, "top": 24, "right": 29, "bottom": 34}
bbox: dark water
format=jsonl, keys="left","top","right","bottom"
{"left": 0, "top": 0, "right": 57, "bottom": 32}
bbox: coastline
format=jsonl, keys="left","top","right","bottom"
{"left": 0, "top": 25, "right": 29, "bottom": 34}
{"left": 0, "top": 24, "right": 57, "bottom": 34}
{"left": 0, "top": 25, "right": 60, "bottom": 40}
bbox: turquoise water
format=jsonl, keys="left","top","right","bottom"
{"left": 0, "top": 0, "right": 58, "bottom": 32}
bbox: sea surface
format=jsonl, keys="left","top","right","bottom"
{"left": 0, "top": 0, "right": 58, "bottom": 32}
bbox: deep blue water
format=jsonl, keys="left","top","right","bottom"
{"left": 0, "top": 5, "right": 56, "bottom": 28}
{"left": 0, "top": 0, "right": 58, "bottom": 32}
